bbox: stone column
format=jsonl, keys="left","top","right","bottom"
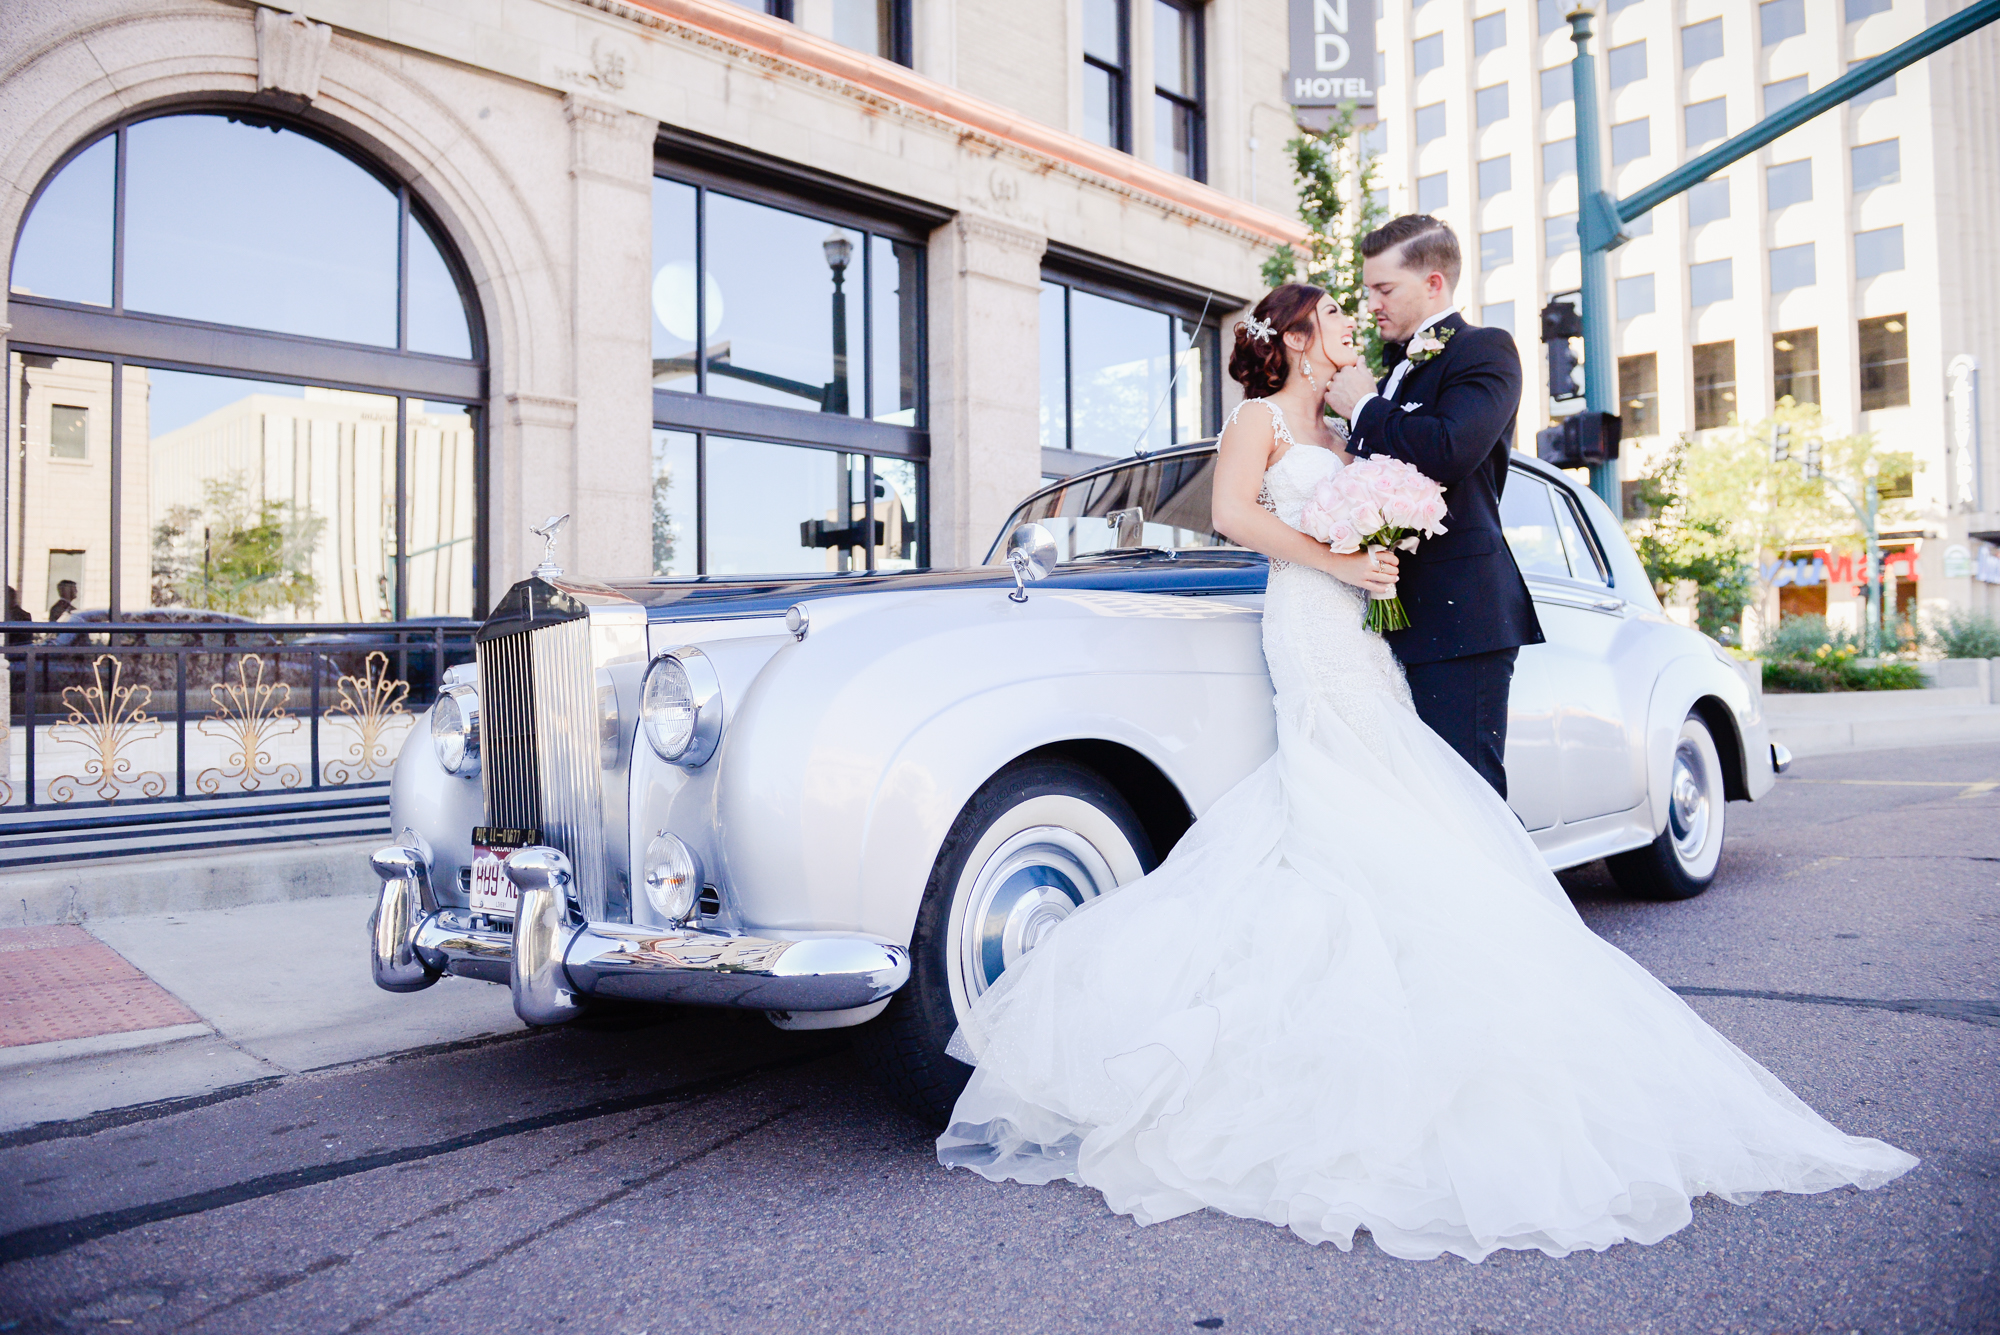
{"left": 927, "top": 213, "right": 1047, "bottom": 568}
{"left": 563, "top": 93, "right": 655, "bottom": 580}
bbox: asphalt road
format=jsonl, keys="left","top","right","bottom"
{"left": 2, "top": 742, "right": 1996, "bottom": 1334}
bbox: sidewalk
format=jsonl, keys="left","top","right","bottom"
{"left": 1764, "top": 686, "right": 2000, "bottom": 759}
{"left": 0, "top": 893, "right": 523, "bottom": 1136}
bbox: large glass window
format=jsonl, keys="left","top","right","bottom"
{"left": 6, "top": 113, "right": 484, "bottom": 625}
{"left": 1859, "top": 315, "right": 1909, "bottom": 410}
{"left": 1040, "top": 278, "right": 1219, "bottom": 459}
{"left": 1773, "top": 328, "right": 1819, "bottom": 407}
{"left": 1619, "top": 354, "right": 1659, "bottom": 437}
{"left": 1154, "top": 0, "right": 1205, "bottom": 180}
{"left": 1693, "top": 341, "right": 1737, "bottom": 430}
{"left": 650, "top": 165, "right": 930, "bottom": 573}
{"left": 1084, "top": 0, "right": 1132, "bottom": 152}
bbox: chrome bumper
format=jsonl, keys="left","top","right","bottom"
{"left": 368, "top": 841, "right": 911, "bottom": 1026}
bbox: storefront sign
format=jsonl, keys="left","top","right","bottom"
{"left": 1943, "top": 544, "right": 1973, "bottom": 579}
{"left": 1979, "top": 544, "right": 2000, "bottom": 586}
{"left": 1948, "top": 355, "right": 1981, "bottom": 513}
{"left": 1288, "top": 0, "right": 1377, "bottom": 108}
{"left": 1764, "top": 547, "right": 1918, "bottom": 590}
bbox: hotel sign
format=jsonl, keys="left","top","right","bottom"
{"left": 1288, "top": 0, "right": 1377, "bottom": 108}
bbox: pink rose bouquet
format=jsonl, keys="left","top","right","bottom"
{"left": 1298, "top": 457, "right": 1449, "bottom": 632}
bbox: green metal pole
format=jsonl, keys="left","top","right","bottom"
{"left": 1567, "top": 8, "right": 1620, "bottom": 513}
{"left": 1863, "top": 472, "right": 1883, "bottom": 656}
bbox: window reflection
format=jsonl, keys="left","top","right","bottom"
{"left": 1175, "top": 318, "right": 1215, "bottom": 443}
{"left": 871, "top": 457, "right": 922, "bottom": 570}
{"left": 5, "top": 354, "right": 119, "bottom": 623}
{"left": 650, "top": 179, "right": 703, "bottom": 393}
{"left": 10, "top": 137, "right": 114, "bottom": 307}
{"left": 406, "top": 218, "right": 473, "bottom": 359}
{"left": 651, "top": 430, "right": 698, "bottom": 577}
{"left": 704, "top": 195, "right": 865, "bottom": 417}
{"left": 1004, "top": 451, "right": 1236, "bottom": 559}
{"left": 1498, "top": 476, "right": 1570, "bottom": 579}
{"left": 871, "top": 236, "right": 921, "bottom": 424}
{"left": 1070, "top": 289, "right": 1172, "bottom": 455}
{"left": 143, "top": 369, "right": 400, "bottom": 621}
{"left": 405, "top": 402, "right": 477, "bottom": 618}
{"left": 125, "top": 116, "right": 400, "bottom": 346}
{"left": 705, "top": 437, "right": 868, "bottom": 575}
{"left": 1039, "top": 283, "right": 1068, "bottom": 449}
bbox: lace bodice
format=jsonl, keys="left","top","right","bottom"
{"left": 1225, "top": 398, "right": 1413, "bottom": 757}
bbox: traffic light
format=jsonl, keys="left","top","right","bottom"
{"left": 1803, "top": 438, "right": 1822, "bottom": 479}
{"left": 1540, "top": 294, "right": 1585, "bottom": 402}
{"left": 1535, "top": 411, "right": 1623, "bottom": 468}
{"left": 1770, "top": 422, "right": 1792, "bottom": 463}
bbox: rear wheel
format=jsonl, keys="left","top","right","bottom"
{"left": 856, "top": 757, "right": 1153, "bottom": 1126}
{"left": 1607, "top": 712, "right": 1727, "bottom": 901}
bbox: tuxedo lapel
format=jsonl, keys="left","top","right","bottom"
{"left": 1391, "top": 312, "right": 1469, "bottom": 405}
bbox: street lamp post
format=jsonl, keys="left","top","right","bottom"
{"left": 822, "top": 230, "right": 853, "bottom": 417}
{"left": 1566, "top": 6, "right": 1625, "bottom": 516}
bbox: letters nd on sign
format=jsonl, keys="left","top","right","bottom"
{"left": 1289, "top": 0, "right": 1378, "bottom": 108}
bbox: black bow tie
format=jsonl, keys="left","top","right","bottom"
{"left": 1380, "top": 339, "right": 1408, "bottom": 372}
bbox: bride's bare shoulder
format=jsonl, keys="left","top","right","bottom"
{"left": 1219, "top": 399, "right": 1279, "bottom": 461}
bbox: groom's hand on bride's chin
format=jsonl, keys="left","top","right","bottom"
{"left": 1327, "top": 365, "right": 1376, "bottom": 419}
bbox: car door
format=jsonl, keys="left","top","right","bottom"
{"left": 1500, "top": 469, "right": 1645, "bottom": 826}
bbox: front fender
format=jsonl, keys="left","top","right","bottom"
{"left": 713, "top": 588, "right": 1272, "bottom": 944}
{"left": 387, "top": 707, "right": 483, "bottom": 904}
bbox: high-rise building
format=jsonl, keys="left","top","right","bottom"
{"left": 1368, "top": 0, "right": 2000, "bottom": 627}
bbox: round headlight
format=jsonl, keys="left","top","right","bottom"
{"left": 642, "top": 831, "right": 702, "bottom": 924}
{"left": 640, "top": 649, "right": 721, "bottom": 766}
{"left": 430, "top": 683, "right": 480, "bottom": 776}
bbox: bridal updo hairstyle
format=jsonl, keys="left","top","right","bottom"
{"left": 1228, "top": 282, "right": 1328, "bottom": 400}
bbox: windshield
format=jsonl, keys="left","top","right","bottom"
{"left": 990, "top": 449, "right": 1240, "bottom": 563}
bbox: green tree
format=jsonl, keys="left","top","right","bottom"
{"left": 1626, "top": 437, "right": 1755, "bottom": 643}
{"left": 1260, "top": 107, "right": 1390, "bottom": 373}
{"left": 150, "top": 472, "right": 327, "bottom": 618}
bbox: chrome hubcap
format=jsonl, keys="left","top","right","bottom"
{"left": 1668, "top": 739, "right": 1711, "bottom": 864}
{"left": 958, "top": 825, "right": 1117, "bottom": 1000}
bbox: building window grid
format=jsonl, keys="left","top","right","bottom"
{"left": 1773, "top": 327, "right": 1820, "bottom": 408}
{"left": 651, "top": 170, "right": 931, "bottom": 574}
{"left": 1693, "top": 340, "right": 1737, "bottom": 430}
{"left": 1619, "top": 353, "right": 1660, "bottom": 438}
{"left": 1153, "top": 0, "right": 1206, "bottom": 181}
{"left": 1040, "top": 274, "right": 1222, "bottom": 460}
{"left": 5, "top": 112, "right": 487, "bottom": 623}
{"left": 1082, "top": 0, "right": 1132, "bottom": 153}
{"left": 1858, "top": 314, "right": 1910, "bottom": 410}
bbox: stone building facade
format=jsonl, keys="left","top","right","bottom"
{"left": 1, "top": 0, "right": 1308, "bottom": 624}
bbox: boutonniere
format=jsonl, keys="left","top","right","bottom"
{"left": 1405, "top": 325, "right": 1455, "bottom": 366}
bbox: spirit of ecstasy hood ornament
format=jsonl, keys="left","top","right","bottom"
{"left": 531, "top": 513, "right": 571, "bottom": 579}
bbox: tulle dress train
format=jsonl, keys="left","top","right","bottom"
{"left": 935, "top": 404, "right": 1915, "bottom": 1262}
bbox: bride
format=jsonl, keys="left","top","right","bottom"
{"left": 935, "top": 283, "right": 1917, "bottom": 1262}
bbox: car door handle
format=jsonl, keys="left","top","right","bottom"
{"left": 1591, "top": 597, "right": 1624, "bottom": 612}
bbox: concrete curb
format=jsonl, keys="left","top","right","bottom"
{"left": 0, "top": 1022, "right": 212, "bottom": 1072}
{"left": 1766, "top": 701, "right": 2000, "bottom": 759}
{"left": 2, "top": 835, "right": 381, "bottom": 927}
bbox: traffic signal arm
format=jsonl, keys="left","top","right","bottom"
{"left": 1349, "top": 328, "right": 1523, "bottom": 486}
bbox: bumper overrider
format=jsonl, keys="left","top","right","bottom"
{"left": 368, "top": 840, "right": 911, "bottom": 1025}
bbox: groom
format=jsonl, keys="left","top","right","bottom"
{"left": 1326, "top": 215, "right": 1543, "bottom": 799}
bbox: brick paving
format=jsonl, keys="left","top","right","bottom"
{"left": 0, "top": 925, "right": 201, "bottom": 1047}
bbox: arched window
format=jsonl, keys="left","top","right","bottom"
{"left": 6, "top": 111, "right": 485, "bottom": 627}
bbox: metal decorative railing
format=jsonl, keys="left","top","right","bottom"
{"left": 0, "top": 621, "right": 474, "bottom": 865}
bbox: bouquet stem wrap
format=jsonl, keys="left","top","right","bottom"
{"left": 1298, "top": 457, "right": 1450, "bottom": 635}
{"left": 1363, "top": 540, "right": 1411, "bottom": 633}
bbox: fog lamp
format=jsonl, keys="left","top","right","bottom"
{"left": 642, "top": 831, "right": 703, "bottom": 924}
{"left": 430, "top": 683, "right": 480, "bottom": 777}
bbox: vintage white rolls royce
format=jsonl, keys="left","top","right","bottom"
{"left": 370, "top": 446, "right": 1783, "bottom": 1121}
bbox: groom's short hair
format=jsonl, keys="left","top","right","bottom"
{"left": 1362, "top": 215, "right": 1462, "bottom": 291}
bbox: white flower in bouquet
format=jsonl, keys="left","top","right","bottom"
{"left": 1298, "top": 458, "right": 1449, "bottom": 632}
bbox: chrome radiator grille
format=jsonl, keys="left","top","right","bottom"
{"left": 478, "top": 617, "right": 611, "bottom": 921}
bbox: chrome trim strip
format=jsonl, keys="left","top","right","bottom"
{"left": 531, "top": 618, "right": 609, "bottom": 921}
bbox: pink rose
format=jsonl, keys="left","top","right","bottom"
{"left": 1325, "top": 520, "right": 1362, "bottom": 552}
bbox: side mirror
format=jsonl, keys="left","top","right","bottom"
{"left": 1005, "top": 523, "right": 1059, "bottom": 603}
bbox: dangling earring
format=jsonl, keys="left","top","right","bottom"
{"left": 1300, "top": 357, "right": 1320, "bottom": 393}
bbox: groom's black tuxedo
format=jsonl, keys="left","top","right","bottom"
{"left": 1349, "top": 311, "right": 1542, "bottom": 796}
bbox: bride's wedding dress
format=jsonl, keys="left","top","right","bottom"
{"left": 936, "top": 399, "right": 1916, "bottom": 1262}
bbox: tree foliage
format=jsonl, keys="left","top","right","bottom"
{"left": 1260, "top": 107, "right": 1390, "bottom": 373}
{"left": 151, "top": 472, "right": 327, "bottom": 618}
{"left": 1625, "top": 436, "right": 1755, "bottom": 643}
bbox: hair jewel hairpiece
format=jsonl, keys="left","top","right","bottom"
{"left": 1238, "top": 315, "right": 1276, "bottom": 343}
